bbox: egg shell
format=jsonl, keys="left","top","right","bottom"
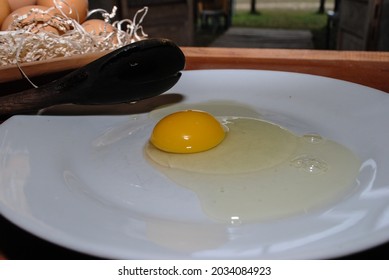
{"left": 37, "top": 0, "right": 88, "bottom": 23}
{"left": 0, "top": 0, "right": 11, "bottom": 27}
{"left": 81, "top": 19, "right": 118, "bottom": 44}
{"left": 81, "top": 19, "right": 114, "bottom": 35}
{"left": 7, "top": 0, "right": 37, "bottom": 11}
{"left": 1, "top": 5, "right": 60, "bottom": 34}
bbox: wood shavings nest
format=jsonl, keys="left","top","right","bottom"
{"left": 0, "top": 5, "right": 149, "bottom": 66}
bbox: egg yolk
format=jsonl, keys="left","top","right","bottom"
{"left": 150, "top": 110, "right": 226, "bottom": 154}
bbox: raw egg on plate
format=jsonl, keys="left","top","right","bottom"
{"left": 150, "top": 110, "right": 226, "bottom": 154}
{"left": 146, "top": 102, "right": 361, "bottom": 224}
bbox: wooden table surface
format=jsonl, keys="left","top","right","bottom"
{"left": 1, "top": 47, "right": 389, "bottom": 259}
{"left": 183, "top": 47, "right": 389, "bottom": 93}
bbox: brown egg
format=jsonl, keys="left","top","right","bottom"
{"left": 82, "top": 19, "right": 118, "bottom": 44}
{"left": 1, "top": 5, "right": 60, "bottom": 34}
{"left": 7, "top": 0, "right": 37, "bottom": 11}
{"left": 82, "top": 19, "right": 114, "bottom": 35}
{"left": 0, "top": 0, "right": 11, "bottom": 27}
{"left": 37, "top": 0, "right": 88, "bottom": 23}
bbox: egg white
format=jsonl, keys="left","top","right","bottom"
{"left": 145, "top": 102, "right": 361, "bottom": 223}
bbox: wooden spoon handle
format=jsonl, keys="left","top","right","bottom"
{"left": 0, "top": 87, "right": 68, "bottom": 115}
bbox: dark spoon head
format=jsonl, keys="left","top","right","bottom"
{"left": 56, "top": 38, "right": 186, "bottom": 105}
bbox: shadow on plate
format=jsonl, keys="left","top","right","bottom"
{"left": 39, "top": 93, "right": 184, "bottom": 116}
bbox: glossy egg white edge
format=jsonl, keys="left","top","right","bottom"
{"left": 0, "top": 70, "right": 388, "bottom": 259}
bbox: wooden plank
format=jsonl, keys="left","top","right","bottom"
{"left": 182, "top": 47, "right": 389, "bottom": 93}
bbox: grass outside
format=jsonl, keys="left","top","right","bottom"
{"left": 195, "top": 0, "right": 334, "bottom": 49}
{"left": 230, "top": 8, "right": 330, "bottom": 49}
{"left": 234, "top": 0, "right": 334, "bottom": 8}
{"left": 232, "top": 9, "right": 328, "bottom": 30}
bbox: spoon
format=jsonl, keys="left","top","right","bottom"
{"left": 0, "top": 38, "right": 185, "bottom": 116}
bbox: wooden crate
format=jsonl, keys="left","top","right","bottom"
{"left": 119, "top": 0, "right": 194, "bottom": 46}
{"left": 337, "top": 0, "right": 385, "bottom": 50}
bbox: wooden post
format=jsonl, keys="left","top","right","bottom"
{"left": 250, "top": 0, "right": 257, "bottom": 14}
{"left": 318, "top": 0, "right": 325, "bottom": 13}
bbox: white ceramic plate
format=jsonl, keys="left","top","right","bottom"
{"left": 1, "top": 70, "right": 389, "bottom": 259}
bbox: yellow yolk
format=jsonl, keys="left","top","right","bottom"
{"left": 150, "top": 110, "right": 226, "bottom": 154}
